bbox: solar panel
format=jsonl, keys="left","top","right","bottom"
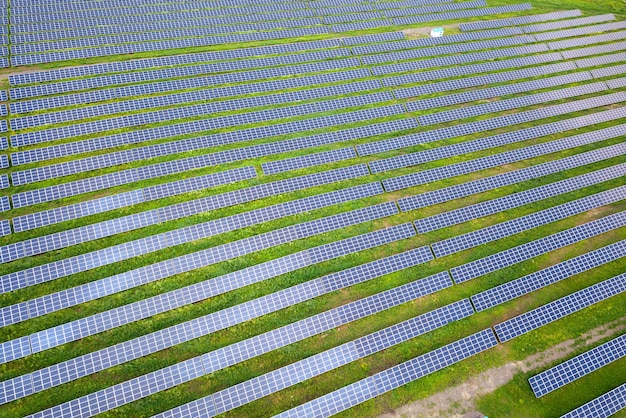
{"left": 561, "top": 40, "right": 626, "bottom": 59}
{"left": 10, "top": 56, "right": 361, "bottom": 100}
{"left": 534, "top": 21, "right": 626, "bottom": 42}
{"left": 415, "top": 162, "right": 626, "bottom": 232}
{"left": 548, "top": 30, "right": 626, "bottom": 51}
{"left": 0, "top": 196, "right": 10, "bottom": 213}
{"left": 0, "top": 202, "right": 399, "bottom": 330}
{"left": 262, "top": 147, "right": 357, "bottom": 175}
{"left": 459, "top": 10, "right": 582, "bottom": 31}
{"left": 4, "top": 246, "right": 434, "bottom": 406}
{"left": 0, "top": 174, "right": 375, "bottom": 296}
{"left": 12, "top": 94, "right": 394, "bottom": 166}
{"left": 451, "top": 210, "right": 626, "bottom": 284}
{"left": 0, "top": 220, "right": 10, "bottom": 237}
{"left": 529, "top": 334, "right": 626, "bottom": 397}
{"left": 561, "top": 383, "right": 626, "bottom": 418}
{"left": 392, "top": 61, "right": 576, "bottom": 101}
{"left": 576, "top": 52, "right": 626, "bottom": 69}
{"left": 407, "top": 71, "right": 592, "bottom": 111}
{"left": 17, "top": 226, "right": 426, "bottom": 415}
{"left": 11, "top": 104, "right": 403, "bottom": 206}
{"left": 272, "top": 329, "right": 498, "bottom": 418}
{"left": 11, "top": 90, "right": 388, "bottom": 148}
{"left": 494, "top": 272, "right": 626, "bottom": 342}
{"left": 340, "top": 31, "right": 405, "bottom": 45}
{"left": 10, "top": 27, "right": 334, "bottom": 65}
{"left": 10, "top": 65, "right": 369, "bottom": 130}
{"left": 431, "top": 186, "right": 626, "bottom": 257}
{"left": 522, "top": 13, "right": 616, "bottom": 33}
{"left": 369, "top": 42, "right": 546, "bottom": 75}
{"left": 8, "top": 38, "right": 343, "bottom": 85}
{"left": 12, "top": 166, "right": 257, "bottom": 232}
{"left": 472, "top": 239, "right": 626, "bottom": 312}
{"left": 399, "top": 137, "right": 626, "bottom": 213}
{"left": 153, "top": 298, "right": 472, "bottom": 418}
{"left": 417, "top": 82, "right": 606, "bottom": 125}
{"left": 12, "top": 118, "right": 412, "bottom": 230}
{"left": 393, "top": 4, "right": 532, "bottom": 26}
{"left": 380, "top": 117, "right": 626, "bottom": 192}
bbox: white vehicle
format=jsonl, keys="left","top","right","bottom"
{"left": 430, "top": 27, "right": 444, "bottom": 37}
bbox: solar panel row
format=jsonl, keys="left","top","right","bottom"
{"left": 560, "top": 40, "right": 626, "bottom": 59}
{"left": 9, "top": 27, "right": 334, "bottom": 67}
{"left": 530, "top": 333, "right": 626, "bottom": 397}
{"left": 13, "top": 119, "right": 414, "bottom": 231}
{"left": 370, "top": 42, "right": 547, "bottom": 75}
{"left": 494, "top": 272, "right": 626, "bottom": 342}
{"left": 4, "top": 164, "right": 369, "bottom": 265}
{"left": 11, "top": 89, "right": 389, "bottom": 149}
{"left": 392, "top": 61, "right": 577, "bottom": 101}
{"left": 0, "top": 202, "right": 398, "bottom": 330}
{"left": 11, "top": 70, "right": 375, "bottom": 163}
{"left": 432, "top": 185, "right": 626, "bottom": 257}
{"left": 262, "top": 147, "right": 357, "bottom": 175}
{"left": 26, "top": 267, "right": 448, "bottom": 418}
{"left": 153, "top": 298, "right": 473, "bottom": 418}
{"left": 0, "top": 230, "right": 427, "bottom": 405}
{"left": 392, "top": 4, "right": 532, "bottom": 26}
{"left": 547, "top": 30, "right": 626, "bottom": 51}
{"left": 521, "top": 14, "right": 616, "bottom": 34}
{"left": 561, "top": 383, "right": 626, "bottom": 418}
{"left": 415, "top": 162, "right": 626, "bottom": 233}
{"left": 272, "top": 329, "right": 498, "bottom": 418}
{"left": 460, "top": 10, "right": 582, "bottom": 31}
{"left": 11, "top": 56, "right": 372, "bottom": 130}
{"left": 408, "top": 70, "right": 592, "bottom": 111}
{"left": 451, "top": 210, "right": 626, "bottom": 284}
{"left": 472, "top": 238, "right": 626, "bottom": 312}
{"left": 1, "top": 180, "right": 379, "bottom": 296}
{"left": 12, "top": 105, "right": 403, "bottom": 208}
{"left": 374, "top": 105, "right": 626, "bottom": 180}
{"left": 397, "top": 125, "right": 626, "bottom": 212}
{"left": 535, "top": 20, "right": 626, "bottom": 42}
{"left": 381, "top": 104, "right": 626, "bottom": 192}
{"left": 417, "top": 81, "right": 607, "bottom": 126}
{"left": 12, "top": 165, "right": 258, "bottom": 232}
{"left": 8, "top": 38, "right": 344, "bottom": 86}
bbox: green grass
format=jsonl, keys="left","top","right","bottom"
{"left": 1, "top": 0, "right": 626, "bottom": 417}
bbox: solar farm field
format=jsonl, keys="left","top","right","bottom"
{"left": 0, "top": 0, "right": 625, "bottom": 417}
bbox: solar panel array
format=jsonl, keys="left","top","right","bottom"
{"left": 451, "top": 209, "right": 626, "bottom": 283}
{"left": 26, "top": 266, "right": 450, "bottom": 418}
{"left": 271, "top": 329, "right": 498, "bottom": 418}
{"left": 0, "top": 234, "right": 430, "bottom": 406}
{"left": 494, "top": 273, "right": 626, "bottom": 342}
{"left": 2, "top": 4, "right": 626, "bottom": 417}
{"left": 561, "top": 383, "right": 626, "bottom": 418}
{"left": 415, "top": 163, "right": 626, "bottom": 233}
{"left": 529, "top": 333, "right": 626, "bottom": 397}
{"left": 472, "top": 237, "right": 626, "bottom": 311}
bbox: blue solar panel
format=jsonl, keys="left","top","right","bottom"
{"left": 494, "top": 273, "right": 626, "bottom": 342}
{"left": 8, "top": 38, "right": 343, "bottom": 85}
{"left": 0, "top": 202, "right": 399, "bottom": 330}
{"left": 472, "top": 239, "right": 626, "bottom": 312}
{"left": 0, "top": 173, "right": 375, "bottom": 296}
{"left": 460, "top": 10, "right": 582, "bottom": 31}
{"left": 153, "top": 298, "right": 472, "bottom": 418}
{"left": 0, "top": 236, "right": 426, "bottom": 403}
{"left": 399, "top": 137, "right": 626, "bottom": 213}
{"left": 392, "top": 4, "right": 532, "bottom": 26}
{"left": 452, "top": 210, "right": 626, "bottom": 283}
{"left": 561, "top": 383, "right": 626, "bottom": 418}
{"left": 381, "top": 116, "right": 626, "bottom": 192}
{"left": 272, "top": 329, "right": 498, "bottom": 418}
{"left": 431, "top": 186, "right": 626, "bottom": 257}
{"left": 262, "top": 147, "right": 357, "bottom": 175}
{"left": 530, "top": 334, "right": 626, "bottom": 397}
{"left": 19, "top": 228, "right": 428, "bottom": 415}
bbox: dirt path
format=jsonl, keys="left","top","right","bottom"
{"left": 379, "top": 316, "right": 626, "bottom": 418}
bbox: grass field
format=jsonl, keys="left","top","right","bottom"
{"left": 0, "top": 0, "right": 625, "bottom": 417}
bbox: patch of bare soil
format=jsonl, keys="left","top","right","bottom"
{"left": 379, "top": 316, "right": 626, "bottom": 418}
{"left": 402, "top": 23, "right": 461, "bottom": 39}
